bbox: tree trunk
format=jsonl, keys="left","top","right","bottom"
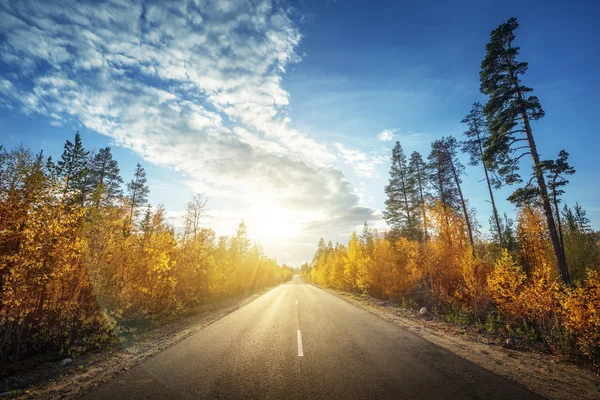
{"left": 414, "top": 160, "right": 428, "bottom": 242}
{"left": 517, "top": 91, "right": 571, "bottom": 284}
{"left": 551, "top": 182, "right": 565, "bottom": 253}
{"left": 477, "top": 133, "right": 503, "bottom": 246}
{"left": 436, "top": 168, "right": 452, "bottom": 246}
{"left": 446, "top": 149, "right": 475, "bottom": 255}
{"left": 399, "top": 166, "right": 413, "bottom": 238}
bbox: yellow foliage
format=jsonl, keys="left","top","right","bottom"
{"left": 0, "top": 146, "right": 292, "bottom": 361}
{"left": 488, "top": 250, "right": 526, "bottom": 318}
{"left": 561, "top": 270, "right": 600, "bottom": 361}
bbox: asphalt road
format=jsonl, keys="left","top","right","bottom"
{"left": 85, "top": 276, "right": 543, "bottom": 399}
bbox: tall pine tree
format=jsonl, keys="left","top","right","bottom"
{"left": 461, "top": 102, "right": 503, "bottom": 246}
{"left": 125, "top": 163, "right": 150, "bottom": 232}
{"left": 384, "top": 142, "right": 420, "bottom": 240}
{"left": 55, "top": 132, "right": 89, "bottom": 204}
{"left": 88, "top": 147, "right": 123, "bottom": 209}
{"left": 408, "top": 151, "right": 428, "bottom": 242}
{"left": 480, "top": 17, "right": 571, "bottom": 284}
{"left": 429, "top": 137, "right": 474, "bottom": 250}
{"left": 544, "top": 150, "right": 575, "bottom": 251}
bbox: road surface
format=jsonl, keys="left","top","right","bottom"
{"left": 85, "top": 276, "right": 543, "bottom": 399}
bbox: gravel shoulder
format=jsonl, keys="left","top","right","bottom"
{"left": 324, "top": 287, "right": 600, "bottom": 400}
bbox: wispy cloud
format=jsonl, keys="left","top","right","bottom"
{"left": 377, "top": 128, "right": 397, "bottom": 141}
{"left": 334, "top": 142, "right": 387, "bottom": 178}
{"left": 0, "top": 0, "right": 379, "bottom": 264}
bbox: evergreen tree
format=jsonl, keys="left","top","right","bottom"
{"left": 88, "top": 147, "right": 123, "bottom": 209}
{"left": 480, "top": 17, "right": 571, "bottom": 284}
{"left": 384, "top": 142, "right": 420, "bottom": 240}
{"left": 55, "top": 132, "right": 89, "bottom": 203}
{"left": 408, "top": 151, "right": 428, "bottom": 242}
{"left": 429, "top": 137, "right": 474, "bottom": 250}
{"left": 543, "top": 150, "right": 575, "bottom": 250}
{"left": 77, "top": 152, "right": 95, "bottom": 207}
{"left": 125, "top": 163, "right": 150, "bottom": 232}
{"left": 461, "top": 102, "right": 503, "bottom": 245}
{"left": 360, "top": 221, "right": 375, "bottom": 257}
{"left": 562, "top": 203, "right": 598, "bottom": 281}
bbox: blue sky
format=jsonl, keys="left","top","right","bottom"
{"left": 1, "top": 0, "right": 599, "bottom": 264}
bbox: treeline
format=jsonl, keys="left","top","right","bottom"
{"left": 0, "top": 135, "right": 293, "bottom": 362}
{"left": 302, "top": 18, "right": 600, "bottom": 365}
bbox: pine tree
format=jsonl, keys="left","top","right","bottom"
{"left": 384, "top": 141, "right": 420, "bottom": 240}
{"left": 544, "top": 150, "right": 575, "bottom": 251}
{"left": 125, "top": 163, "right": 150, "bottom": 232}
{"left": 408, "top": 151, "right": 428, "bottom": 242}
{"left": 480, "top": 17, "right": 571, "bottom": 284}
{"left": 77, "top": 152, "right": 95, "bottom": 207}
{"left": 360, "top": 221, "right": 375, "bottom": 257}
{"left": 429, "top": 137, "right": 474, "bottom": 250}
{"left": 462, "top": 102, "right": 503, "bottom": 246}
{"left": 55, "top": 132, "right": 89, "bottom": 203}
{"left": 88, "top": 147, "right": 123, "bottom": 209}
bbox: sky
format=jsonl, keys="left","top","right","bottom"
{"left": 1, "top": 0, "right": 599, "bottom": 265}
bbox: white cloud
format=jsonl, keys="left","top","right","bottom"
{"left": 334, "top": 142, "right": 387, "bottom": 178}
{"left": 0, "top": 0, "right": 379, "bottom": 264}
{"left": 377, "top": 128, "right": 397, "bottom": 141}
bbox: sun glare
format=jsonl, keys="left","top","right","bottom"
{"left": 253, "top": 204, "right": 301, "bottom": 241}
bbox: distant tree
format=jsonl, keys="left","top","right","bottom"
{"left": 55, "top": 132, "right": 89, "bottom": 203}
{"left": 77, "top": 152, "right": 95, "bottom": 206}
{"left": 125, "top": 163, "right": 150, "bottom": 232}
{"left": 183, "top": 193, "right": 208, "bottom": 241}
{"left": 462, "top": 102, "right": 503, "bottom": 246}
{"left": 232, "top": 220, "right": 250, "bottom": 260}
{"left": 490, "top": 213, "right": 518, "bottom": 251}
{"left": 88, "top": 147, "right": 123, "bottom": 209}
{"left": 360, "top": 221, "right": 375, "bottom": 258}
{"left": 312, "top": 238, "right": 327, "bottom": 267}
{"left": 480, "top": 17, "right": 571, "bottom": 284}
{"left": 428, "top": 137, "right": 474, "bottom": 250}
{"left": 428, "top": 139, "right": 457, "bottom": 235}
{"left": 384, "top": 141, "right": 420, "bottom": 240}
{"left": 441, "top": 136, "right": 475, "bottom": 251}
{"left": 562, "top": 203, "right": 600, "bottom": 281}
{"left": 543, "top": 150, "right": 575, "bottom": 250}
{"left": 408, "top": 151, "right": 428, "bottom": 242}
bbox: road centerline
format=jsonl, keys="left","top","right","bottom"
{"left": 297, "top": 329, "right": 303, "bottom": 357}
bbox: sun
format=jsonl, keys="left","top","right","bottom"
{"left": 252, "top": 204, "right": 301, "bottom": 241}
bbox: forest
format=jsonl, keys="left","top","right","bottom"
{"left": 301, "top": 18, "right": 600, "bottom": 366}
{"left": 0, "top": 134, "right": 293, "bottom": 363}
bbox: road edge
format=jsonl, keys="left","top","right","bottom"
{"left": 16, "top": 286, "right": 281, "bottom": 400}
{"left": 316, "top": 284, "right": 600, "bottom": 400}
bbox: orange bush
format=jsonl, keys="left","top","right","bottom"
{"left": 561, "top": 270, "right": 600, "bottom": 363}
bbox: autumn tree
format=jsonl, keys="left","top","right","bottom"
{"left": 480, "top": 17, "right": 571, "bottom": 284}
{"left": 0, "top": 139, "right": 292, "bottom": 362}
{"left": 462, "top": 102, "right": 503, "bottom": 245}
{"left": 125, "top": 163, "right": 150, "bottom": 232}
{"left": 384, "top": 141, "right": 420, "bottom": 240}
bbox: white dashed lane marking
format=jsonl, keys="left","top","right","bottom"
{"left": 297, "top": 330, "right": 303, "bottom": 357}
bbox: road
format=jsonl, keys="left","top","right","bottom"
{"left": 85, "top": 276, "right": 543, "bottom": 399}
